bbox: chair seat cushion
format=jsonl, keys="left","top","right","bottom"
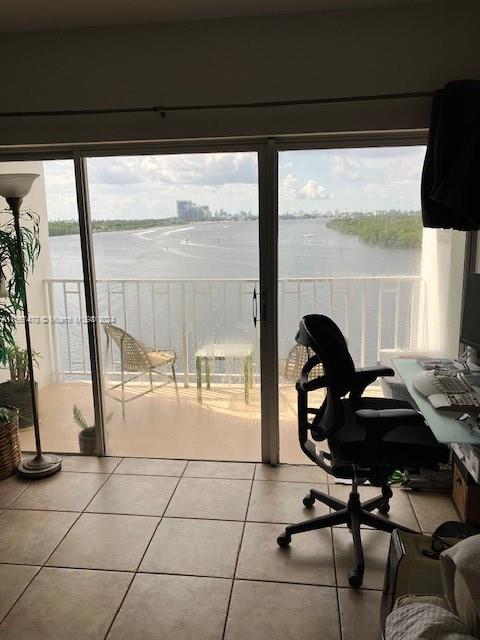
{"left": 328, "top": 397, "right": 449, "bottom": 470}
{"left": 356, "top": 408, "right": 425, "bottom": 427}
{"left": 148, "top": 350, "right": 176, "bottom": 367}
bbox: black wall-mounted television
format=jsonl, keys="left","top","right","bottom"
{"left": 460, "top": 273, "right": 480, "bottom": 350}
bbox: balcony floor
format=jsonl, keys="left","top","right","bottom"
{"left": 20, "top": 380, "right": 384, "bottom": 462}
{"left": 20, "top": 380, "right": 315, "bottom": 462}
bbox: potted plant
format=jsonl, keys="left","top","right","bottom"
{"left": 0, "top": 344, "right": 40, "bottom": 429}
{"left": 0, "top": 206, "right": 40, "bottom": 363}
{"left": 73, "top": 405, "right": 97, "bottom": 455}
{"left": 73, "top": 406, "right": 112, "bottom": 454}
{"left": 0, "top": 405, "right": 21, "bottom": 479}
{"left": 0, "top": 206, "right": 40, "bottom": 429}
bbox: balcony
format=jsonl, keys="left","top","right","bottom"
{"left": 20, "top": 274, "right": 420, "bottom": 462}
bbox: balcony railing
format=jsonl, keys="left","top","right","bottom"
{"left": 43, "top": 275, "right": 422, "bottom": 384}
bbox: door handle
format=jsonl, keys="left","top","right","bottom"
{"left": 253, "top": 288, "right": 267, "bottom": 327}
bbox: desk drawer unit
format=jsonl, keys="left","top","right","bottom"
{"left": 452, "top": 454, "right": 480, "bottom": 525}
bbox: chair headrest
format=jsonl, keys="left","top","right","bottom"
{"left": 296, "top": 314, "right": 355, "bottom": 396}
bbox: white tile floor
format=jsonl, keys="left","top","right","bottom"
{"left": 0, "top": 456, "right": 460, "bottom": 640}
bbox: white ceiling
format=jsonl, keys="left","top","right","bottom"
{"left": 0, "top": 0, "right": 449, "bottom": 32}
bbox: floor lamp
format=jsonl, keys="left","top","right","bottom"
{"left": 0, "top": 173, "right": 61, "bottom": 478}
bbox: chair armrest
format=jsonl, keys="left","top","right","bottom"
{"left": 350, "top": 366, "right": 395, "bottom": 398}
{"left": 355, "top": 366, "right": 395, "bottom": 379}
{"left": 297, "top": 374, "right": 328, "bottom": 393}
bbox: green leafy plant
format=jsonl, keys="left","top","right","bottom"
{"left": 0, "top": 406, "right": 16, "bottom": 422}
{"left": 7, "top": 344, "right": 40, "bottom": 382}
{"left": 0, "top": 207, "right": 41, "bottom": 365}
{"left": 73, "top": 405, "right": 96, "bottom": 437}
{"left": 73, "top": 405, "right": 112, "bottom": 435}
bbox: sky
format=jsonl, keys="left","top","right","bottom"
{"left": 43, "top": 145, "right": 427, "bottom": 220}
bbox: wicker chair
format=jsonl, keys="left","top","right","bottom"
{"left": 104, "top": 323, "right": 178, "bottom": 418}
{"left": 279, "top": 344, "right": 324, "bottom": 414}
{"left": 282, "top": 344, "right": 324, "bottom": 383}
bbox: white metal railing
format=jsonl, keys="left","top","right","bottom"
{"left": 43, "top": 275, "right": 422, "bottom": 384}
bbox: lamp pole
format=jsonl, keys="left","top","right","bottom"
{"left": 9, "top": 197, "right": 42, "bottom": 452}
{"left": 0, "top": 174, "right": 61, "bottom": 478}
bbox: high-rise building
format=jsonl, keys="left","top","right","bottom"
{"left": 176, "top": 200, "right": 212, "bottom": 220}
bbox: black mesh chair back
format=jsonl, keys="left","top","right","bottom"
{"left": 296, "top": 314, "right": 355, "bottom": 436}
{"left": 296, "top": 314, "right": 355, "bottom": 395}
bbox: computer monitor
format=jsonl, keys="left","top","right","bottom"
{"left": 460, "top": 273, "right": 480, "bottom": 350}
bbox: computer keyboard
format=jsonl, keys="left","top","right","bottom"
{"left": 413, "top": 368, "right": 480, "bottom": 410}
{"left": 443, "top": 392, "right": 480, "bottom": 409}
{"left": 431, "top": 371, "right": 471, "bottom": 394}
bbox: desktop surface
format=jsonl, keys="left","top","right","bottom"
{"left": 393, "top": 358, "right": 480, "bottom": 445}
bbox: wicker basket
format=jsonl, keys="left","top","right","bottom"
{"left": 0, "top": 407, "right": 21, "bottom": 480}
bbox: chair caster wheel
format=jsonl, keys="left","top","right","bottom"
{"left": 379, "top": 503, "right": 390, "bottom": 514}
{"left": 348, "top": 570, "right": 363, "bottom": 588}
{"left": 303, "top": 495, "right": 315, "bottom": 508}
{"left": 277, "top": 534, "right": 291, "bottom": 548}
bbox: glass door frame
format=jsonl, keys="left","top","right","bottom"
{"left": 74, "top": 140, "right": 279, "bottom": 463}
{"left": 4, "top": 129, "right": 455, "bottom": 465}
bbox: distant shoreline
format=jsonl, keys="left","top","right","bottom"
{"left": 327, "top": 214, "right": 422, "bottom": 249}
{"left": 48, "top": 217, "right": 192, "bottom": 237}
{"left": 48, "top": 212, "right": 422, "bottom": 241}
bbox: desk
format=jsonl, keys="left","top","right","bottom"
{"left": 393, "top": 358, "right": 480, "bottom": 445}
{"left": 195, "top": 344, "right": 253, "bottom": 404}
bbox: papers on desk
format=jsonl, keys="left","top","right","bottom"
{"left": 417, "top": 358, "right": 457, "bottom": 370}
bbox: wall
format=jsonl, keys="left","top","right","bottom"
{"left": 1, "top": 1, "right": 479, "bottom": 146}
{"left": 418, "top": 229, "right": 466, "bottom": 356}
{"left": 0, "top": 162, "right": 53, "bottom": 388}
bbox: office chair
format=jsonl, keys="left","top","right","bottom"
{"left": 276, "top": 315, "right": 450, "bottom": 587}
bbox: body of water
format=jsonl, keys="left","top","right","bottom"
{"left": 47, "top": 218, "right": 421, "bottom": 373}
{"left": 50, "top": 217, "right": 421, "bottom": 280}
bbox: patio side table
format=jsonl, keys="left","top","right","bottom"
{"left": 195, "top": 343, "right": 253, "bottom": 404}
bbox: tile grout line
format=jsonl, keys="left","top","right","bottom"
{"left": 5, "top": 479, "right": 32, "bottom": 507}
{"left": 111, "top": 456, "right": 260, "bottom": 465}
{"left": 110, "top": 457, "right": 125, "bottom": 473}
{"left": 0, "top": 464, "right": 117, "bottom": 628}
{"left": 41, "top": 467, "right": 115, "bottom": 567}
{"left": 221, "top": 472, "right": 255, "bottom": 640}
{"left": 406, "top": 491, "right": 423, "bottom": 532}
{"left": 0, "top": 564, "right": 41, "bottom": 626}
{"left": 100, "top": 459, "right": 189, "bottom": 640}
{"left": 115, "top": 473, "right": 253, "bottom": 480}
{"left": 0, "top": 558, "right": 372, "bottom": 589}
{"left": 0, "top": 481, "right": 31, "bottom": 513}
{"left": 326, "top": 482, "right": 345, "bottom": 640}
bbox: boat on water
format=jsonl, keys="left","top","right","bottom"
{"left": 303, "top": 233, "right": 316, "bottom": 238}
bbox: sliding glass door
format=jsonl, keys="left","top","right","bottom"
{"left": 84, "top": 151, "right": 263, "bottom": 460}
{"left": 277, "top": 144, "right": 466, "bottom": 463}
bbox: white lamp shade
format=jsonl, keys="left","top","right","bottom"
{"left": 0, "top": 173, "right": 39, "bottom": 199}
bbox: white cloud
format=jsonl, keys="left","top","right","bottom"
{"left": 301, "top": 180, "right": 333, "bottom": 200}
{"left": 280, "top": 174, "right": 333, "bottom": 201}
{"left": 331, "top": 155, "right": 361, "bottom": 181}
{"left": 88, "top": 152, "right": 257, "bottom": 187}
{"left": 280, "top": 174, "right": 300, "bottom": 199}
